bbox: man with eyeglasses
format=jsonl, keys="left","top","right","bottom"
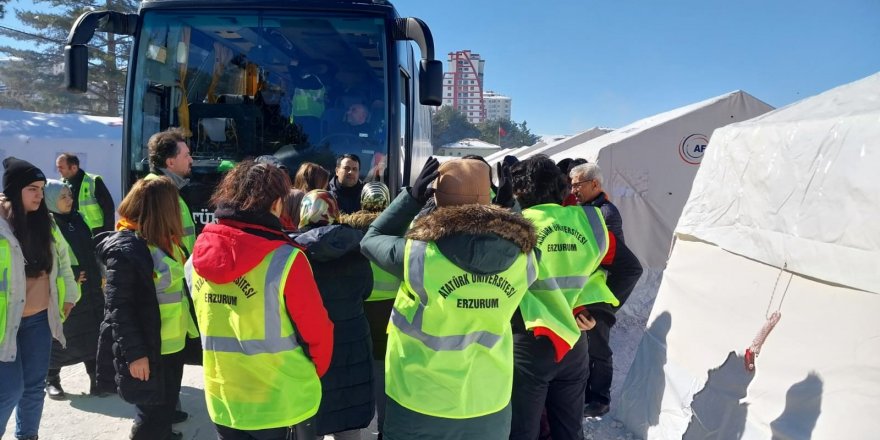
{"left": 568, "top": 162, "right": 643, "bottom": 419}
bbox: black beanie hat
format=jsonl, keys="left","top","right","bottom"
{"left": 3, "top": 157, "right": 47, "bottom": 197}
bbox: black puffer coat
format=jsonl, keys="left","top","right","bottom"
{"left": 49, "top": 212, "right": 104, "bottom": 369}
{"left": 341, "top": 210, "right": 393, "bottom": 361}
{"left": 292, "top": 224, "right": 373, "bottom": 435}
{"left": 94, "top": 230, "right": 166, "bottom": 405}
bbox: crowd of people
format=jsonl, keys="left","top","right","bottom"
{"left": 0, "top": 126, "right": 643, "bottom": 440}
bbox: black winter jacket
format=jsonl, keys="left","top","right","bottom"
{"left": 342, "top": 210, "right": 393, "bottom": 361}
{"left": 328, "top": 176, "right": 364, "bottom": 215}
{"left": 95, "top": 230, "right": 166, "bottom": 405}
{"left": 292, "top": 224, "right": 374, "bottom": 435}
{"left": 49, "top": 211, "right": 104, "bottom": 369}
{"left": 585, "top": 194, "right": 643, "bottom": 318}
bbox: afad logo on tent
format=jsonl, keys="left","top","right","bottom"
{"left": 678, "top": 133, "right": 709, "bottom": 165}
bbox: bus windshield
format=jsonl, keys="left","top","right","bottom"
{"left": 128, "top": 10, "right": 389, "bottom": 187}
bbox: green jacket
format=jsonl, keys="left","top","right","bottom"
{"left": 360, "top": 192, "right": 535, "bottom": 281}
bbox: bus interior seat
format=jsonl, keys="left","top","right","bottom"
{"left": 189, "top": 101, "right": 263, "bottom": 155}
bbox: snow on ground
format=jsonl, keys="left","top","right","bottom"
{"left": 6, "top": 272, "right": 664, "bottom": 440}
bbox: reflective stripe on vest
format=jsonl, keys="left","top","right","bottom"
{"left": 202, "top": 247, "right": 300, "bottom": 355}
{"left": 50, "top": 224, "right": 69, "bottom": 320}
{"left": 144, "top": 173, "right": 196, "bottom": 253}
{"left": 386, "top": 239, "right": 535, "bottom": 419}
{"left": 188, "top": 245, "right": 321, "bottom": 430}
{"left": 0, "top": 238, "right": 9, "bottom": 345}
{"left": 149, "top": 244, "right": 197, "bottom": 355}
{"left": 77, "top": 173, "right": 104, "bottom": 231}
{"left": 367, "top": 262, "right": 400, "bottom": 302}
{"left": 523, "top": 204, "right": 616, "bottom": 308}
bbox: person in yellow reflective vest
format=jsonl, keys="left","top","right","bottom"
{"left": 360, "top": 157, "right": 538, "bottom": 440}
{"left": 55, "top": 153, "right": 115, "bottom": 235}
{"left": 0, "top": 157, "right": 79, "bottom": 440}
{"left": 340, "top": 181, "right": 395, "bottom": 438}
{"left": 145, "top": 127, "right": 196, "bottom": 253}
{"left": 94, "top": 177, "right": 198, "bottom": 440}
{"left": 508, "top": 155, "right": 613, "bottom": 440}
{"left": 188, "top": 161, "right": 333, "bottom": 440}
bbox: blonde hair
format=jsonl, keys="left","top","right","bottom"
{"left": 117, "top": 177, "right": 183, "bottom": 256}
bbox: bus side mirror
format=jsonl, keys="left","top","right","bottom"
{"left": 419, "top": 59, "right": 442, "bottom": 106}
{"left": 65, "top": 45, "right": 89, "bottom": 93}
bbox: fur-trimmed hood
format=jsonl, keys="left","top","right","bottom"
{"left": 405, "top": 204, "right": 537, "bottom": 275}
{"left": 340, "top": 210, "right": 381, "bottom": 232}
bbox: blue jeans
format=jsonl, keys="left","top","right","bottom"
{"left": 0, "top": 310, "right": 53, "bottom": 439}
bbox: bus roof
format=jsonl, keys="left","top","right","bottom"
{"left": 140, "top": 0, "right": 395, "bottom": 12}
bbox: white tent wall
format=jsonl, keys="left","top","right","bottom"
{"left": 517, "top": 126, "right": 612, "bottom": 161}
{"left": 617, "top": 72, "right": 880, "bottom": 439}
{"left": 619, "top": 238, "right": 880, "bottom": 439}
{"left": 0, "top": 110, "right": 123, "bottom": 205}
{"left": 487, "top": 145, "right": 531, "bottom": 166}
{"left": 677, "top": 74, "right": 880, "bottom": 294}
{"left": 550, "top": 91, "right": 774, "bottom": 271}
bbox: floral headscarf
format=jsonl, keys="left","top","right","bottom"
{"left": 299, "top": 189, "right": 340, "bottom": 229}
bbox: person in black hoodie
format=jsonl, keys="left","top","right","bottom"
{"left": 291, "top": 189, "right": 373, "bottom": 440}
{"left": 95, "top": 177, "right": 198, "bottom": 440}
{"left": 43, "top": 180, "right": 107, "bottom": 399}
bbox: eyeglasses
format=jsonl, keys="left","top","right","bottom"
{"left": 571, "top": 180, "right": 593, "bottom": 188}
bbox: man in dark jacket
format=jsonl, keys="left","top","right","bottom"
{"left": 329, "top": 154, "right": 365, "bottom": 214}
{"left": 56, "top": 153, "right": 115, "bottom": 235}
{"left": 570, "top": 162, "right": 644, "bottom": 418}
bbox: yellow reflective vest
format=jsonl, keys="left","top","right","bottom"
{"left": 76, "top": 172, "right": 104, "bottom": 232}
{"left": 188, "top": 245, "right": 322, "bottom": 430}
{"left": 149, "top": 244, "right": 198, "bottom": 355}
{"left": 386, "top": 239, "right": 537, "bottom": 419}
{"left": 144, "top": 173, "right": 196, "bottom": 253}
{"left": 519, "top": 204, "right": 617, "bottom": 350}
{"left": 367, "top": 262, "right": 400, "bottom": 302}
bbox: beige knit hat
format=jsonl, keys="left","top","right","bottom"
{"left": 433, "top": 159, "right": 491, "bottom": 207}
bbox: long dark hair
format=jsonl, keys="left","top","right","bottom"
{"left": 511, "top": 155, "right": 568, "bottom": 209}
{"left": 211, "top": 161, "right": 291, "bottom": 213}
{"left": 7, "top": 190, "right": 54, "bottom": 277}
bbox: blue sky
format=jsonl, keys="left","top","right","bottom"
{"left": 393, "top": 0, "right": 880, "bottom": 134}
{"left": 2, "top": 0, "right": 879, "bottom": 134}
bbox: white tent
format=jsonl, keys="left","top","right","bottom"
{"left": 486, "top": 145, "right": 532, "bottom": 166}
{"left": 0, "top": 109, "right": 123, "bottom": 204}
{"left": 550, "top": 91, "right": 773, "bottom": 270}
{"left": 516, "top": 126, "right": 612, "bottom": 160}
{"left": 617, "top": 72, "right": 880, "bottom": 439}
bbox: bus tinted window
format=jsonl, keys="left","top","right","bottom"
{"left": 129, "top": 11, "right": 388, "bottom": 186}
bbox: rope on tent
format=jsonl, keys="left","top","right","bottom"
{"left": 745, "top": 262, "right": 792, "bottom": 372}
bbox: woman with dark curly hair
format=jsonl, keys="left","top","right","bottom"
{"left": 508, "top": 155, "right": 616, "bottom": 440}
{"left": 188, "top": 161, "right": 333, "bottom": 440}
